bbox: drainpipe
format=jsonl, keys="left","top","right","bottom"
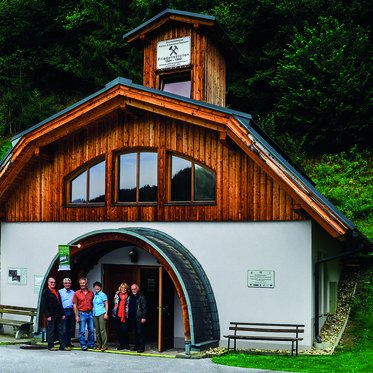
{"left": 314, "top": 242, "right": 364, "bottom": 343}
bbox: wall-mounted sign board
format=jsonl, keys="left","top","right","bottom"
{"left": 157, "top": 37, "right": 191, "bottom": 70}
{"left": 247, "top": 270, "right": 275, "bottom": 288}
{"left": 8, "top": 267, "right": 27, "bottom": 285}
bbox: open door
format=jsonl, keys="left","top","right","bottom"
{"left": 158, "top": 267, "right": 174, "bottom": 352}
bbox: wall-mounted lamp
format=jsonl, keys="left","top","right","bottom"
{"left": 129, "top": 249, "right": 138, "bottom": 263}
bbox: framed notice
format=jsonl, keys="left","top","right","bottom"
{"left": 157, "top": 37, "right": 191, "bottom": 70}
{"left": 34, "top": 275, "right": 44, "bottom": 294}
{"left": 8, "top": 267, "right": 27, "bottom": 285}
{"left": 247, "top": 270, "right": 275, "bottom": 288}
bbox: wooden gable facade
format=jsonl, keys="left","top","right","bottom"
{"left": 2, "top": 89, "right": 304, "bottom": 225}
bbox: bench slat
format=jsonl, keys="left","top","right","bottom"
{"left": 0, "top": 319, "right": 33, "bottom": 326}
{"left": 229, "top": 322, "right": 304, "bottom": 327}
{"left": 0, "top": 304, "right": 37, "bottom": 312}
{"left": 0, "top": 310, "right": 36, "bottom": 316}
{"left": 229, "top": 326, "right": 304, "bottom": 333}
{"left": 224, "top": 335, "right": 303, "bottom": 341}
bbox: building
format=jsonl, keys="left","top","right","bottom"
{"left": 0, "top": 9, "right": 370, "bottom": 352}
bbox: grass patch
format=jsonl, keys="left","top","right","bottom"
{"left": 212, "top": 261, "right": 373, "bottom": 373}
{"left": 212, "top": 350, "right": 372, "bottom": 372}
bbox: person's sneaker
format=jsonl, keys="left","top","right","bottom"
{"left": 101, "top": 346, "right": 108, "bottom": 351}
{"left": 137, "top": 348, "right": 145, "bottom": 353}
{"left": 48, "top": 347, "right": 58, "bottom": 351}
{"left": 130, "top": 346, "right": 137, "bottom": 351}
{"left": 67, "top": 344, "right": 75, "bottom": 348}
{"left": 59, "top": 347, "right": 71, "bottom": 351}
{"left": 81, "top": 346, "right": 88, "bottom": 351}
{"left": 124, "top": 345, "right": 130, "bottom": 350}
{"left": 117, "top": 345, "right": 125, "bottom": 350}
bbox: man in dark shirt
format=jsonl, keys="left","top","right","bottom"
{"left": 73, "top": 277, "right": 94, "bottom": 351}
{"left": 41, "top": 277, "right": 70, "bottom": 351}
{"left": 129, "top": 283, "right": 147, "bottom": 353}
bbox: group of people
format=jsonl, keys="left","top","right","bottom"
{"left": 41, "top": 277, "right": 147, "bottom": 353}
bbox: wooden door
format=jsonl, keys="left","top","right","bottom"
{"left": 103, "top": 264, "right": 139, "bottom": 340}
{"left": 158, "top": 267, "right": 174, "bottom": 352}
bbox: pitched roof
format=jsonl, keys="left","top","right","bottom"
{"left": 0, "top": 77, "right": 371, "bottom": 250}
{"left": 123, "top": 8, "right": 241, "bottom": 59}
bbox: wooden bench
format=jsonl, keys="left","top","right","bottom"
{"left": 224, "top": 322, "right": 305, "bottom": 355}
{"left": 0, "top": 305, "right": 37, "bottom": 339}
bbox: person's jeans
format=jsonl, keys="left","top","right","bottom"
{"left": 78, "top": 311, "right": 94, "bottom": 348}
{"left": 63, "top": 308, "right": 75, "bottom": 346}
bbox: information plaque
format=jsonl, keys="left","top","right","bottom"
{"left": 157, "top": 37, "right": 191, "bottom": 70}
{"left": 247, "top": 270, "right": 275, "bottom": 288}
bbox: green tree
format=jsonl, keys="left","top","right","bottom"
{"left": 271, "top": 16, "right": 372, "bottom": 153}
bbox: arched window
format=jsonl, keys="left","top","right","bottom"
{"left": 170, "top": 155, "right": 215, "bottom": 202}
{"left": 69, "top": 160, "right": 106, "bottom": 204}
{"left": 118, "top": 151, "right": 158, "bottom": 203}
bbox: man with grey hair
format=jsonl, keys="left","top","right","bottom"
{"left": 59, "top": 278, "right": 75, "bottom": 347}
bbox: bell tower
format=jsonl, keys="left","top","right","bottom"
{"left": 124, "top": 9, "right": 238, "bottom": 107}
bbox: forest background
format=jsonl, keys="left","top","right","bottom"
{"left": 0, "top": 0, "right": 371, "bottom": 239}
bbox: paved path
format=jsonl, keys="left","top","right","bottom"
{"left": 0, "top": 345, "right": 287, "bottom": 373}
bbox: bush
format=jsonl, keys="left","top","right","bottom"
{"left": 302, "top": 147, "right": 373, "bottom": 239}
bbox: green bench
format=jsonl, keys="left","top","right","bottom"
{"left": 0, "top": 304, "right": 37, "bottom": 339}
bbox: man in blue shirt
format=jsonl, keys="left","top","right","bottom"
{"left": 59, "top": 278, "right": 75, "bottom": 347}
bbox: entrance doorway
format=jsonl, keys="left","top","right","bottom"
{"left": 103, "top": 264, "right": 174, "bottom": 351}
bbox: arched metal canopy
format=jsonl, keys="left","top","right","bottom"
{"left": 39, "top": 227, "right": 219, "bottom": 350}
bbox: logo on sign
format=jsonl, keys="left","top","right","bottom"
{"left": 169, "top": 45, "right": 178, "bottom": 56}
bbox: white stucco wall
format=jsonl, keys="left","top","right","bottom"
{"left": 0, "top": 220, "right": 313, "bottom": 348}
{"left": 311, "top": 222, "right": 344, "bottom": 332}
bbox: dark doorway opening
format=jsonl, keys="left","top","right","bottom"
{"left": 103, "top": 264, "right": 174, "bottom": 351}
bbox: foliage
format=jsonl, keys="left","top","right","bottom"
{"left": 0, "top": 138, "right": 11, "bottom": 160}
{"left": 349, "top": 260, "right": 373, "bottom": 349}
{"left": 301, "top": 147, "right": 373, "bottom": 239}
{"left": 0, "top": 0, "right": 371, "bottom": 154}
{"left": 271, "top": 16, "right": 372, "bottom": 153}
{"left": 212, "top": 262, "right": 373, "bottom": 372}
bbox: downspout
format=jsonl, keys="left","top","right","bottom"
{"left": 314, "top": 242, "right": 364, "bottom": 343}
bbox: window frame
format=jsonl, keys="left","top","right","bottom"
{"left": 168, "top": 153, "right": 216, "bottom": 205}
{"left": 158, "top": 68, "right": 192, "bottom": 98}
{"left": 66, "top": 157, "right": 106, "bottom": 206}
{"left": 115, "top": 149, "right": 159, "bottom": 205}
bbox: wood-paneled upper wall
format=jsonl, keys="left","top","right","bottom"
{"left": 143, "top": 24, "right": 226, "bottom": 106}
{"left": 5, "top": 110, "right": 305, "bottom": 223}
